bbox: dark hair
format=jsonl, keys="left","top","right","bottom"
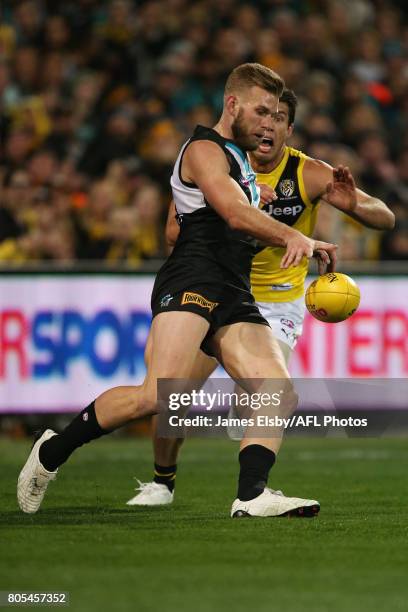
{"left": 280, "top": 88, "right": 298, "bottom": 125}
{"left": 225, "top": 63, "right": 284, "bottom": 98}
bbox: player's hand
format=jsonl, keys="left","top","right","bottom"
{"left": 281, "top": 235, "right": 338, "bottom": 270}
{"left": 313, "top": 247, "right": 337, "bottom": 274}
{"left": 280, "top": 233, "right": 315, "bottom": 269}
{"left": 313, "top": 250, "right": 331, "bottom": 275}
{"left": 324, "top": 165, "right": 358, "bottom": 212}
{"left": 313, "top": 241, "right": 338, "bottom": 273}
{"left": 257, "top": 183, "right": 277, "bottom": 206}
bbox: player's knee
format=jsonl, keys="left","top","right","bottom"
{"left": 142, "top": 393, "right": 159, "bottom": 417}
{"left": 129, "top": 388, "right": 159, "bottom": 419}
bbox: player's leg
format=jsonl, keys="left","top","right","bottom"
{"left": 228, "top": 295, "right": 306, "bottom": 443}
{"left": 127, "top": 348, "right": 218, "bottom": 505}
{"left": 224, "top": 295, "right": 304, "bottom": 438}
{"left": 227, "top": 336, "right": 292, "bottom": 440}
{"left": 130, "top": 302, "right": 298, "bottom": 507}
{"left": 228, "top": 297, "right": 302, "bottom": 434}
{"left": 211, "top": 322, "right": 319, "bottom": 518}
{"left": 212, "top": 321, "right": 292, "bottom": 455}
{"left": 276, "top": 339, "right": 291, "bottom": 364}
{"left": 130, "top": 300, "right": 303, "bottom": 508}
{"left": 256, "top": 296, "right": 305, "bottom": 366}
{"left": 17, "top": 311, "right": 210, "bottom": 513}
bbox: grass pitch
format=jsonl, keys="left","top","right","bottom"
{"left": 1, "top": 436, "right": 407, "bottom": 612}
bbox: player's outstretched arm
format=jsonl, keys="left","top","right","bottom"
{"left": 304, "top": 160, "right": 395, "bottom": 230}
{"left": 183, "top": 141, "right": 337, "bottom": 268}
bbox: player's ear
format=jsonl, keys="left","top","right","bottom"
{"left": 287, "top": 124, "right": 294, "bottom": 138}
{"left": 226, "top": 95, "right": 238, "bottom": 117}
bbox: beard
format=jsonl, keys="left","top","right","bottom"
{"left": 231, "top": 108, "right": 258, "bottom": 151}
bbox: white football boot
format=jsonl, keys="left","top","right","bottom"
{"left": 231, "top": 488, "right": 320, "bottom": 518}
{"left": 17, "top": 429, "right": 58, "bottom": 514}
{"left": 126, "top": 480, "right": 174, "bottom": 506}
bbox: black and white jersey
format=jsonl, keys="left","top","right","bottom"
{"left": 152, "top": 125, "right": 261, "bottom": 301}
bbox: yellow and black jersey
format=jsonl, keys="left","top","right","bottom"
{"left": 251, "top": 146, "right": 319, "bottom": 302}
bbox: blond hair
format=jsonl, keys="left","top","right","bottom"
{"left": 225, "top": 63, "right": 284, "bottom": 98}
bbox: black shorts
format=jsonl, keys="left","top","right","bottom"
{"left": 151, "top": 284, "right": 269, "bottom": 355}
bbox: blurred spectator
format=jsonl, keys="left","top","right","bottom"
{"left": 357, "top": 132, "right": 399, "bottom": 195}
{"left": 0, "top": 182, "right": 75, "bottom": 263}
{"left": 0, "top": 0, "right": 406, "bottom": 267}
{"left": 351, "top": 30, "right": 386, "bottom": 83}
{"left": 78, "top": 106, "right": 137, "bottom": 177}
{"left": 0, "top": 170, "right": 30, "bottom": 241}
{"left": 13, "top": 46, "right": 40, "bottom": 95}
{"left": 254, "top": 28, "right": 285, "bottom": 73}
{"left": 13, "top": 1, "right": 43, "bottom": 46}
{"left": 28, "top": 149, "right": 58, "bottom": 185}
{"left": 105, "top": 183, "right": 163, "bottom": 263}
{"left": 305, "top": 71, "right": 336, "bottom": 115}
{"left": 44, "top": 15, "right": 72, "bottom": 52}
{"left": 73, "top": 180, "right": 116, "bottom": 259}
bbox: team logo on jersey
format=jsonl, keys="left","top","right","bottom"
{"left": 278, "top": 179, "right": 295, "bottom": 197}
{"left": 263, "top": 199, "right": 305, "bottom": 226}
{"left": 160, "top": 294, "right": 174, "bottom": 307}
{"left": 181, "top": 292, "right": 219, "bottom": 312}
{"left": 239, "top": 176, "right": 250, "bottom": 188}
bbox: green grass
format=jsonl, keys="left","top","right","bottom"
{"left": 1, "top": 436, "right": 407, "bottom": 612}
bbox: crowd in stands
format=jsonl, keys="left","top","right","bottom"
{"left": 0, "top": 0, "right": 407, "bottom": 265}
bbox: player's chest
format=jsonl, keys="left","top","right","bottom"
{"left": 227, "top": 151, "right": 260, "bottom": 209}
{"left": 261, "top": 174, "right": 309, "bottom": 227}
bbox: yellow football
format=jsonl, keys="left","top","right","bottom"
{"left": 305, "top": 273, "right": 361, "bottom": 323}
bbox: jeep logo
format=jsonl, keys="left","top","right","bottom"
{"left": 263, "top": 202, "right": 305, "bottom": 226}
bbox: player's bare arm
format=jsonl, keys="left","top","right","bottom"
{"left": 168, "top": 185, "right": 334, "bottom": 273}
{"left": 165, "top": 200, "right": 179, "bottom": 247}
{"left": 255, "top": 183, "right": 335, "bottom": 273}
{"left": 167, "top": 179, "right": 334, "bottom": 273}
{"left": 183, "top": 140, "right": 337, "bottom": 269}
{"left": 303, "top": 159, "right": 395, "bottom": 230}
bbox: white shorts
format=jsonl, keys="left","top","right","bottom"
{"left": 256, "top": 296, "right": 306, "bottom": 350}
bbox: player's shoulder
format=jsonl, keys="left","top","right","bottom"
{"left": 183, "top": 139, "right": 230, "bottom": 179}
{"left": 189, "top": 125, "right": 230, "bottom": 151}
{"left": 286, "top": 147, "right": 328, "bottom": 170}
{"left": 187, "top": 138, "right": 224, "bottom": 154}
{"left": 286, "top": 146, "right": 308, "bottom": 161}
{"left": 304, "top": 157, "right": 333, "bottom": 173}
{"left": 185, "top": 139, "right": 228, "bottom": 163}
{"left": 187, "top": 126, "right": 229, "bottom": 153}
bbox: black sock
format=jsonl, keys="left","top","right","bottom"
{"left": 237, "top": 445, "right": 276, "bottom": 501}
{"left": 39, "top": 402, "right": 109, "bottom": 471}
{"left": 153, "top": 463, "right": 177, "bottom": 492}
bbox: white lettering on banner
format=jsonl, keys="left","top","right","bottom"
{"left": 0, "top": 277, "right": 154, "bottom": 412}
{"left": 0, "top": 276, "right": 407, "bottom": 412}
